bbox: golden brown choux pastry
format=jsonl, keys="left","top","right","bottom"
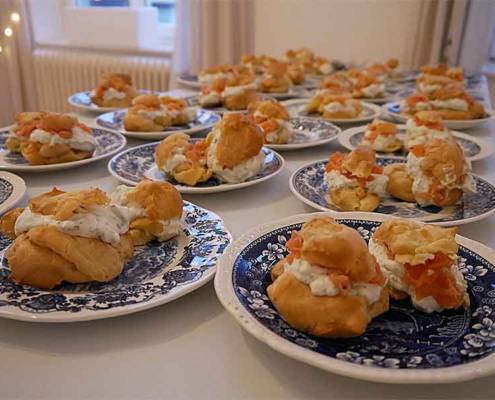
{"left": 383, "top": 163, "right": 415, "bottom": 202}
{"left": 159, "top": 96, "right": 196, "bottom": 125}
{"left": 260, "top": 62, "right": 292, "bottom": 93}
{"left": 361, "top": 119, "right": 402, "bottom": 152}
{"left": 6, "top": 112, "right": 47, "bottom": 153}
{"left": 90, "top": 72, "right": 139, "bottom": 108}
{"left": 123, "top": 94, "right": 171, "bottom": 132}
{"left": 319, "top": 94, "right": 363, "bottom": 119}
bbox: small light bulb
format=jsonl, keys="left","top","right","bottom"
{"left": 0, "top": 46, "right": 3, "bottom": 54}
{"left": 11, "top": 13, "right": 20, "bottom": 23}
{"left": 4, "top": 27, "right": 13, "bottom": 37}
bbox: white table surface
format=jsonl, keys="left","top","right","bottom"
{"left": 1, "top": 88, "right": 495, "bottom": 400}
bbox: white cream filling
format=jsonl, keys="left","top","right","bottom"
{"left": 323, "top": 102, "right": 357, "bottom": 115}
{"left": 404, "top": 119, "right": 450, "bottom": 148}
{"left": 430, "top": 99, "right": 469, "bottom": 111}
{"left": 102, "top": 87, "right": 127, "bottom": 101}
{"left": 361, "top": 83, "right": 385, "bottom": 98}
{"left": 283, "top": 258, "right": 383, "bottom": 304}
{"left": 15, "top": 205, "right": 130, "bottom": 244}
{"left": 363, "top": 132, "right": 398, "bottom": 151}
{"left": 222, "top": 83, "right": 258, "bottom": 98}
{"left": 206, "top": 128, "right": 265, "bottom": 183}
{"left": 29, "top": 126, "right": 96, "bottom": 152}
{"left": 199, "top": 92, "right": 221, "bottom": 107}
{"left": 198, "top": 72, "right": 232, "bottom": 83}
{"left": 388, "top": 66, "right": 401, "bottom": 78}
{"left": 369, "top": 239, "right": 467, "bottom": 313}
{"left": 137, "top": 109, "right": 166, "bottom": 120}
{"left": 318, "top": 63, "right": 332, "bottom": 75}
{"left": 325, "top": 170, "right": 388, "bottom": 196}
{"left": 401, "top": 100, "right": 432, "bottom": 113}
{"left": 418, "top": 84, "right": 441, "bottom": 94}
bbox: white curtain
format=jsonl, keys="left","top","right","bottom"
{"left": 0, "top": 0, "right": 35, "bottom": 127}
{"left": 170, "top": 0, "right": 254, "bottom": 87}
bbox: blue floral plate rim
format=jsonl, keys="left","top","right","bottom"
{"left": 68, "top": 90, "right": 152, "bottom": 113}
{"left": 0, "top": 201, "right": 232, "bottom": 323}
{"left": 0, "top": 128, "right": 127, "bottom": 173}
{"left": 214, "top": 211, "right": 495, "bottom": 384}
{"left": 339, "top": 124, "right": 492, "bottom": 162}
{"left": 108, "top": 141, "right": 285, "bottom": 194}
{"left": 382, "top": 101, "right": 495, "bottom": 130}
{"left": 0, "top": 171, "right": 25, "bottom": 214}
{"left": 289, "top": 158, "right": 495, "bottom": 227}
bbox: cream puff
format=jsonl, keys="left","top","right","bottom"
{"left": 6, "top": 111, "right": 47, "bottom": 153}
{"left": 198, "top": 64, "right": 234, "bottom": 84}
{"left": 199, "top": 77, "right": 227, "bottom": 108}
{"left": 238, "top": 54, "right": 264, "bottom": 74}
{"left": 0, "top": 187, "right": 134, "bottom": 289}
{"left": 287, "top": 64, "right": 306, "bottom": 85}
{"left": 325, "top": 147, "right": 388, "bottom": 212}
{"left": 386, "top": 137, "right": 476, "bottom": 207}
{"left": 352, "top": 75, "right": 386, "bottom": 99}
{"left": 446, "top": 67, "right": 465, "bottom": 85}
{"left": 260, "top": 62, "right": 292, "bottom": 93}
{"left": 428, "top": 85, "right": 485, "bottom": 120}
{"left": 400, "top": 92, "right": 433, "bottom": 115}
{"left": 313, "top": 56, "right": 332, "bottom": 75}
{"left": 205, "top": 113, "right": 265, "bottom": 183}
{"left": 404, "top": 111, "right": 451, "bottom": 149}
{"left": 369, "top": 219, "right": 469, "bottom": 313}
{"left": 420, "top": 63, "right": 448, "bottom": 77}
{"left": 319, "top": 75, "right": 353, "bottom": 93}
{"left": 159, "top": 96, "right": 197, "bottom": 125}
{"left": 361, "top": 119, "right": 402, "bottom": 152}
{"left": 90, "top": 72, "right": 139, "bottom": 108}
{"left": 17, "top": 113, "right": 96, "bottom": 165}
{"left": 267, "top": 215, "right": 389, "bottom": 338}
{"left": 154, "top": 132, "right": 212, "bottom": 186}
{"left": 109, "top": 179, "right": 183, "bottom": 245}
{"left": 416, "top": 74, "right": 460, "bottom": 96}
{"left": 221, "top": 74, "right": 261, "bottom": 111}
{"left": 123, "top": 94, "right": 172, "bottom": 132}
{"left": 386, "top": 58, "right": 402, "bottom": 79}
{"left": 318, "top": 94, "right": 363, "bottom": 119}
{"left": 248, "top": 99, "right": 292, "bottom": 144}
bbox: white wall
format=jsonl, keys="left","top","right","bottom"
{"left": 253, "top": 0, "right": 437, "bottom": 68}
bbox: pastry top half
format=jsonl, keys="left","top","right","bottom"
{"left": 370, "top": 219, "right": 468, "bottom": 313}
{"left": 362, "top": 119, "right": 401, "bottom": 151}
{"left": 248, "top": 99, "right": 290, "bottom": 121}
{"left": 91, "top": 72, "right": 138, "bottom": 103}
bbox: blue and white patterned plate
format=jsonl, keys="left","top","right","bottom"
{"left": 0, "top": 172, "right": 25, "bottom": 214}
{"left": 396, "top": 89, "right": 487, "bottom": 104}
{"left": 108, "top": 140, "right": 285, "bottom": 194}
{"left": 96, "top": 109, "right": 221, "bottom": 140}
{"left": 0, "top": 202, "right": 231, "bottom": 322}
{"left": 183, "top": 94, "right": 276, "bottom": 115}
{"left": 68, "top": 90, "right": 152, "bottom": 113}
{"left": 0, "top": 128, "right": 126, "bottom": 172}
{"left": 215, "top": 212, "right": 495, "bottom": 383}
{"left": 386, "top": 70, "right": 419, "bottom": 84}
{"left": 383, "top": 101, "right": 495, "bottom": 131}
{"left": 339, "top": 124, "right": 492, "bottom": 162}
{"left": 264, "top": 117, "right": 341, "bottom": 152}
{"left": 283, "top": 99, "right": 382, "bottom": 125}
{"left": 289, "top": 158, "right": 495, "bottom": 226}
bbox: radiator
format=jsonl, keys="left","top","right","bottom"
{"left": 33, "top": 48, "right": 171, "bottom": 113}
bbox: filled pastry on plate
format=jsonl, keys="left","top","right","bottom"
{"left": 267, "top": 215, "right": 389, "bottom": 338}
{"left": 221, "top": 73, "right": 261, "bottom": 110}
{"left": 400, "top": 92, "right": 433, "bottom": 115}
{"left": 369, "top": 219, "right": 469, "bottom": 313}
{"left": 319, "top": 75, "right": 353, "bottom": 94}
{"left": 6, "top": 111, "right": 47, "bottom": 153}
{"left": 384, "top": 137, "right": 476, "bottom": 206}
{"left": 123, "top": 94, "right": 172, "bottom": 132}
{"left": 8, "top": 112, "right": 97, "bottom": 165}
{"left": 0, "top": 188, "right": 134, "bottom": 289}
{"left": 248, "top": 99, "right": 292, "bottom": 144}
{"left": 90, "top": 72, "right": 139, "bottom": 108}
{"left": 352, "top": 75, "right": 386, "bottom": 99}
{"left": 427, "top": 85, "right": 485, "bottom": 120}
{"left": 205, "top": 113, "right": 265, "bottom": 183}
{"left": 325, "top": 147, "right": 388, "bottom": 211}
{"left": 445, "top": 67, "right": 465, "bottom": 85}
{"left": 199, "top": 77, "right": 227, "bottom": 108}
{"left": 109, "top": 179, "right": 183, "bottom": 245}
{"left": 154, "top": 132, "right": 212, "bottom": 186}
{"left": 198, "top": 64, "right": 234, "bottom": 83}
{"left": 385, "top": 58, "right": 401, "bottom": 79}
{"left": 287, "top": 64, "right": 306, "bottom": 85}
{"left": 238, "top": 54, "right": 264, "bottom": 74}
{"left": 313, "top": 56, "right": 332, "bottom": 75}
{"left": 416, "top": 74, "right": 461, "bottom": 96}
{"left": 366, "top": 63, "right": 387, "bottom": 80}
{"left": 420, "top": 63, "right": 448, "bottom": 77}
{"left": 361, "top": 119, "right": 402, "bottom": 152}
{"left": 159, "top": 96, "right": 197, "bottom": 125}
{"left": 260, "top": 62, "right": 292, "bottom": 93}
{"left": 314, "top": 93, "right": 362, "bottom": 119}
{"left": 404, "top": 111, "right": 451, "bottom": 149}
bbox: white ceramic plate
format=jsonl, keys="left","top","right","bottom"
{"left": 0, "top": 172, "right": 25, "bottom": 214}
{"left": 68, "top": 90, "right": 152, "bottom": 113}
{"left": 0, "top": 127, "right": 127, "bottom": 173}
{"left": 215, "top": 211, "right": 495, "bottom": 384}
{"left": 339, "top": 124, "right": 492, "bottom": 162}
{"left": 289, "top": 158, "right": 495, "bottom": 226}
{"left": 108, "top": 141, "right": 285, "bottom": 194}
{"left": 383, "top": 101, "right": 495, "bottom": 130}
{"left": 0, "top": 202, "right": 231, "bottom": 323}
{"left": 264, "top": 117, "right": 341, "bottom": 152}
{"left": 95, "top": 108, "right": 221, "bottom": 140}
{"left": 283, "top": 99, "right": 383, "bottom": 125}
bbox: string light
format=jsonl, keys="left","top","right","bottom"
{"left": 10, "top": 13, "right": 20, "bottom": 23}
{"left": 1, "top": 11, "right": 20, "bottom": 56}
{"left": 4, "top": 27, "right": 12, "bottom": 37}
{"left": 0, "top": 46, "right": 3, "bottom": 54}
